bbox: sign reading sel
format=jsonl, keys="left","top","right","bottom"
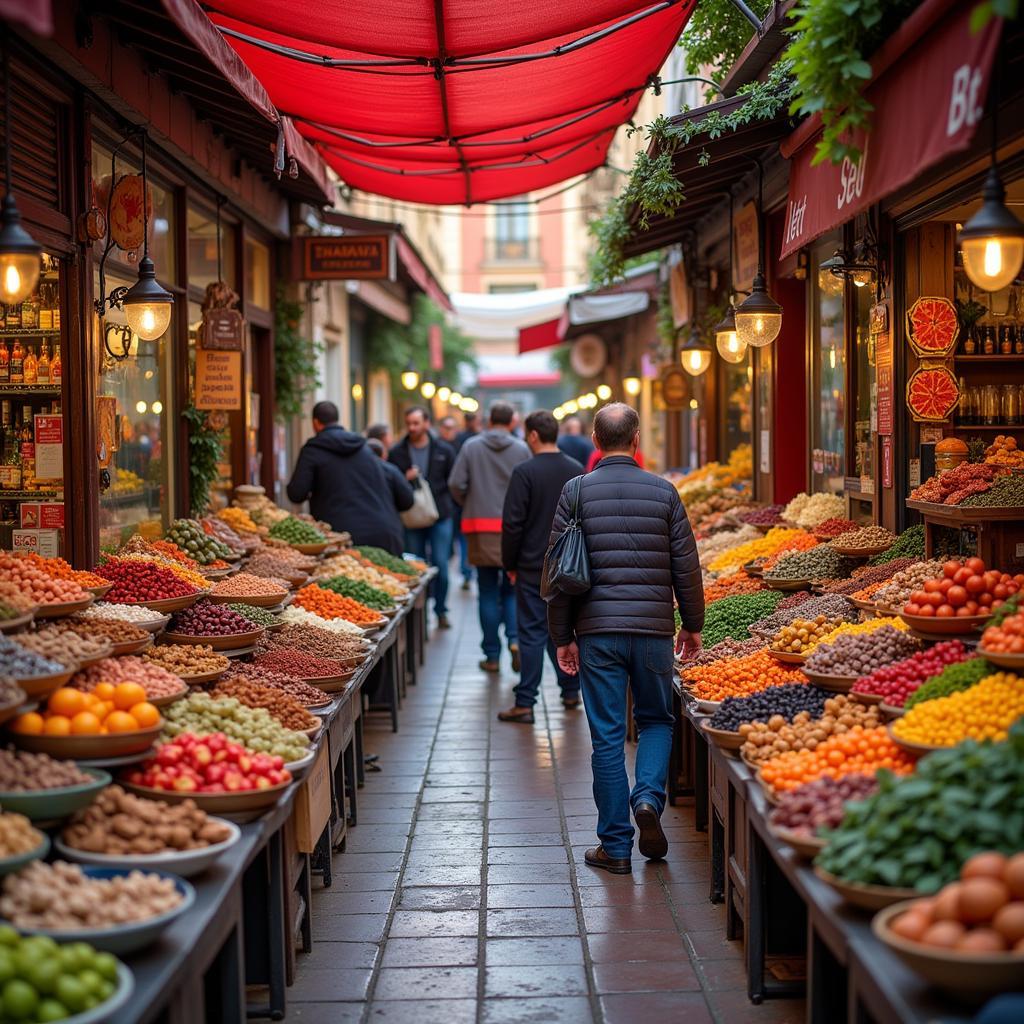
{"left": 298, "top": 234, "right": 392, "bottom": 280}
{"left": 195, "top": 350, "right": 243, "bottom": 410}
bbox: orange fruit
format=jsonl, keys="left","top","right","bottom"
{"left": 93, "top": 701, "right": 114, "bottom": 721}
{"left": 113, "top": 682, "right": 147, "bottom": 711}
{"left": 48, "top": 688, "right": 86, "bottom": 718}
{"left": 69, "top": 711, "right": 102, "bottom": 735}
{"left": 11, "top": 712, "right": 44, "bottom": 735}
{"left": 43, "top": 716, "right": 72, "bottom": 736}
{"left": 81, "top": 692, "right": 100, "bottom": 708}
{"left": 129, "top": 702, "right": 160, "bottom": 728}
{"left": 105, "top": 710, "right": 140, "bottom": 733}
{"left": 93, "top": 682, "right": 116, "bottom": 700}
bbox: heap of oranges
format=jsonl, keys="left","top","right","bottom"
{"left": 684, "top": 650, "right": 805, "bottom": 702}
{"left": 759, "top": 724, "right": 915, "bottom": 793}
{"left": 11, "top": 683, "right": 161, "bottom": 737}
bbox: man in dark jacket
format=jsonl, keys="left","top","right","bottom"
{"left": 556, "top": 416, "right": 594, "bottom": 467}
{"left": 286, "top": 401, "right": 409, "bottom": 555}
{"left": 547, "top": 403, "right": 704, "bottom": 874}
{"left": 389, "top": 406, "right": 457, "bottom": 628}
{"left": 498, "top": 410, "right": 582, "bottom": 723}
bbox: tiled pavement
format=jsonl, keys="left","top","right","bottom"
{"left": 286, "top": 589, "right": 805, "bottom": 1023}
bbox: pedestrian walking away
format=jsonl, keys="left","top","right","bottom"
{"left": 285, "top": 401, "right": 410, "bottom": 556}
{"left": 388, "top": 406, "right": 457, "bottom": 628}
{"left": 453, "top": 410, "right": 480, "bottom": 589}
{"left": 556, "top": 414, "right": 595, "bottom": 468}
{"left": 449, "top": 401, "right": 530, "bottom": 672}
{"left": 498, "top": 409, "right": 583, "bottom": 724}
{"left": 546, "top": 402, "right": 704, "bottom": 874}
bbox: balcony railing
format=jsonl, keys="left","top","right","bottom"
{"left": 487, "top": 236, "right": 540, "bottom": 262}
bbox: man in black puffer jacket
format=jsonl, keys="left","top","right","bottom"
{"left": 546, "top": 403, "right": 704, "bottom": 874}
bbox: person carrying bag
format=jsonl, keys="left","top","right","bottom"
{"left": 541, "top": 474, "right": 590, "bottom": 597}
{"left": 400, "top": 476, "right": 439, "bottom": 529}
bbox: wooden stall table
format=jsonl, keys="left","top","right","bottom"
{"left": 906, "top": 498, "right": 1024, "bottom": 567}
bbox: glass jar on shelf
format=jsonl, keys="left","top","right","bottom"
{"left": 982, "top": 384, "right": 1001, "bottom": 425}
{"left": 1003, "top": 384, "right": 1021, "bottom": 425}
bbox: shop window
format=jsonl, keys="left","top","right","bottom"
{"left": 245, "top": 237, "right": 271, "bottom": 310}
{"left": 719, "top": 349, "right": 753, "bottom": 479}
{"left": 810, "top": 240, "right": 846, "bottom": 494}
{"left": 492, "top": 198, "right": 534, "bottom": 260}
{"left": 187, "top": 301, "right": 233, "bottom": 510}
{"left": 850, "top": 282, "right": 876, "bottom": 520}
{"left": 91, "top": 142, "right": 176, "bottom": 550}
{"left": 187, "top": 207, "right": 236, "bottom": 292}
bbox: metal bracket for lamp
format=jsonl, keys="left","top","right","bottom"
{"left": 103, "top": 318, "right": 133, "bottom": 362}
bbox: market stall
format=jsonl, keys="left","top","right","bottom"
{"left": 0, "top": 492, "right": 435, "bottom": 1022}
{"left": 665, "top": 463, "right": 1024, "bottom": 1019}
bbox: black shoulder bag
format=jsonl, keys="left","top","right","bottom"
{"left": 542, "top": 475, "right": 591, "bottom": 597}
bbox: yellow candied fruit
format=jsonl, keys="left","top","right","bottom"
{"left": 708, "top": 527, "right": 813, "bottom": 573}
{"left": 891, "top": 671, "right": 1024, "bottom": 747}
{"left": 817, "top": 616, "right": 911, "bottom": 644}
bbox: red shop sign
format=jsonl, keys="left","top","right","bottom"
{"left": 779, "top": 0, "right": 1002, "bottom": 259}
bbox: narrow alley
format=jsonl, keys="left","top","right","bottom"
{"left": 287, "top": 591, "right": 804, "bottom": 1023}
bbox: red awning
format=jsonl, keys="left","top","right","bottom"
{"left": 0, "top": 0, "right": 51, "bottom": 34}
{"left": 518, "top": 317, "right": 563, "bottom": 354}
{"left": 778, "top": 0, "right": 1002, "bottom": 260}
{"left": 477, "top": 371, "right": 562, "bottom": 387}
{"left": 204, "top": 1, "right": 694, "bottom": 204}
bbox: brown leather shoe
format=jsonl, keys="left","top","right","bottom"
{"left": 562, "top": 695, "right": 581, "bottom": 709}
{"left": 634, "top": 803, "right": 668, "bottom": 860}
{"left": 497, "top": 705, "right": 535, "bottom": 724}
{"left": 584, "top": 846, "right": 632, "bottom": 875}
{"left": 479, "top": 659, "right": 500, "bottom": 672}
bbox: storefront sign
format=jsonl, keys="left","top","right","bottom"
{"left": 296, "top": 234, "right": 393, "bottom": 280}
{"left": 873, "top": 301, "right": 894, "bottom": 435}
{"left": 34, "top": 415, "right": 63, "bottom": 481}
{"left": 920, "top": 425, "right": 945, "bottom": 444}
{"left": 660, "top": 367, "right": 688, "bottom": 410}
{"left": 779, "top": 4, "right": 1002, "bottom": 259}
{"left": 195, "top": 349, "right": 243, "bottom": 410}
{"left": 11, "top": 529, "right": 60, "bottom": 558}
{"left": 882, "top": 436, "right": 893, "bottom": 489}
{"left": 733, "top": 202, "right": 759, "bottom": 293}
{"left": 201, "top": 308, "right": 244, "bottom": 351}
{"left": 19, "top": 503, "right": 64, "bottom": 530}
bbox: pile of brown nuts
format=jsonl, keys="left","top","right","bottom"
{"left": 64, "top": 616, "right": 151, "bottom": 645}
{"left": 62, "top": 784, "right": 233, "bottom": 854}
{"left": 259, "top": 622, "right": 369, "bottom": 661}
{"left": 208, "top": 677, "right": 319, "bottom": 731}
{"left": 0, "top": 747, "right": 96, "bottom": 791}
{"left": 0, "top": 811, "right": 43, "bottom": 856}
{"left": 830, "top": 525, "right": 897, "bottom": 551}
{"left": 221, "top": 664, "right": 330, "bottom": 707}
{"left": 143, "top": 644, "right": 229, "bottom": 678}
{"left": 210, "top": 572, "right": 288, "bottom": 600}
{"left": 15, "top": 626, "right": 110, "bottom": 664}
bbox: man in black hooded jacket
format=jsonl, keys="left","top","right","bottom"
{"left": 286, "top": 401, "right": 411, "bottom": 555}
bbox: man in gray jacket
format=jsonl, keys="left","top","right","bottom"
{"left": 449, "top": 402, "right": 530, "bottom": 672}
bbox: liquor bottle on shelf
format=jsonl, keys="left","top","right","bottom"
{"left": 983, "top": 327, "right": 997, "bottom": 355}
{"left": 36, "top": 342, "right": 49, "bottom": 386}
{"left": 23, "top": 343, "right": 37, "bottom": 386}
{"left": 963, "top": 328, "right": 977, "bottom": 355}
{"left": 20, "top": 291, "right": 37, "bottom": 330}
{"left": 37, "top": 283, "right": 52, "bottom": 331}
{"left": 4, "top": 303, "right": 20, "bottom": 331}
{"left": 0, "top": 341, "right": 8, "bottom": 385}
{"left": 9, "top": 340, "right": 23, "bottom": 385}
{"left": 50, "top": 344, "right": 61, "bottom": 384}
{"left": 1000, "top": 326, "right": 1014, "bottom": 355}
{"left": 19, "top": 405, "right": 34, "bottom": 491}
{"left": 0, "top": 402, "right": 20, "bottom": 491}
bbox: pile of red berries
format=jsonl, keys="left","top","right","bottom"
{"left": 852, "top": 639, "right": 969, "bottom": 707}
{"left": 169, "top": 599, "right": 254, "bottom": 637}
{"left": 96, "top": 557, "right": 198, "bottom": 602}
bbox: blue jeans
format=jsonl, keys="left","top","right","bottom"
{"left": 405, "top": 517, "right": 452, "bottom": 616}
{"left": 476, "top": 566, "right": 517, "bottom": 661}
{"left": 451, "top": 507, "right": 473, "bottom": 581}
{"left": 578, "top": 633, "right": 675, "bottom": 859}
{"left": 513, "top": 577, "right": 578, "bottom": 707}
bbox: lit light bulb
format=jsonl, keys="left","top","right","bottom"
{"left": 141, "top": 308, "right": 155, "bottom": 333}
{"left": 623, "top": 377, "right": 641, "bottom": 397}
{"left": 135, "top": 401, "right": 148, "bottom": 414}
{"left": 351, "top": 383, "right": 364, "bottom": 401}
{"left": 151, "top": 400, "right": 163, "bottom": 415}
{"left": 553, "top": 407, "right": 565, "bottom": 420}
{"left": 450, "top": 392, "right": 463, "bottom": 406}
{"left": 596, "top": 384, "right": 612, "bottom": 401}
{"left": 564, "top": 399, "right": 579, "bottom": 414}
{"left": 4, "top": 265, "right": 19, "bottom": 297}
{"left": 829, "top": 348, "right": 836, "bottom": 370}
{"left": 689, "top": 398, "right": 698, "bottom": 410}
{"left": 437, "top": 386, "right": 451, "bottom": 402}
{"left": 0, "top": 252, "right": 40, "bottom": 304}
{"left": 984, "top": 239, "right": 1002, "bottom": 278}
{"left": 420, "top": 381, "right": 436, "bottom": 399}
{"left": 400, "top": 368, "right": 419, "bottom": 390}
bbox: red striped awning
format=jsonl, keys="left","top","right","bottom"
{"left": 204, "top": 1, "right": 694, "bottom": 204}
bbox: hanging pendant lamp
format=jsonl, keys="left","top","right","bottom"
{"left": 0, "top": 30, "right": 40, "bottom": 305}
{"left": 714, "top": 304, "right": 747, "bottom": 364}
{"left": 734, "top": 160, "right": 782, "bottom": 348}
{"left": 680, "top": 327, "right": 712, "bottom": 377}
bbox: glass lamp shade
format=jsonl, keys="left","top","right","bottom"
{"left": 959, "top": 167, "right": 1024, "bottom": 292}
{"left": 735, "top": 273, "right": 783, "bottom": 348}
{"left": 679, "top": 331, "right": 712, "bottom": 377}
{"left": 0, "top": 194, "right": 41, "bottom": 304}
{"left": 121, "top": 256, "right": 174, "bottom": 341}
{"left": 714, "top": 306, "right": 747, "bottom": 364}
{"left": 401, "top": 368, "right": 420, "bottom": 390}
{"left": 596, "top": 383, "right": 612, "bottom": 401}
{"left": 437, "top": 386, "right": 451, "bottom": 402}
{"left": 420, "top": 381, "right": 436, "bottom": 399}
{"left": 622, "top": 377, "right": 641, "bottom": 397}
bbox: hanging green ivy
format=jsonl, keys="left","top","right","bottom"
{"left": 970, "top": 0, "right": 1017, "bottom": 30}
{"left": 588, "top": 63, "right": 795, "bottom": 287}
{"left": 181, "top": 404, "right": 222, "bottom": 517}
{"left": 786, "top": 0, "right": 919, "bottom": 166}
{"left": 365, "top": 294, "right": 476, "bottom": 385}
{"left": 274, "top": 287, "right": 323, "bottom": 422}
{"left": 656, "top": 283, "right": 677, "bottom": 347}
{"left": 680, "top": 0, "right": 773, "bottom": 94}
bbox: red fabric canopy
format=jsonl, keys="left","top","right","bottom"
{"left": 206, "top": 1, "right": 694, "bottom": 204}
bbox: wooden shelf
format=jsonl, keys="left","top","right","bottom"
{"left": 954, "top": 354, "right": 1024, "bottom": 362}
{"left": 951, "top": 424, "right": 1024, "bottom": 431}
{"left": 0, "top": 490, "right": 59, "bottom": 500}
{"left": 0, "top": 329, "right": 60, "bottom": 338}
{"left": 0, "top": 385, "right": 60, "bottom": 396}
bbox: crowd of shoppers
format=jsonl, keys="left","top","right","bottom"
{"left": 287, "top": 397, "right": 704, "bottom": 871}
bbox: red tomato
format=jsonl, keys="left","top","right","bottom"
{"left": 966, "top": 575, "right": 986, "bottom": 595}
{"left": 947, "top": 585, "right": 968, "bottom": 607}
{"left": 943, "top": 560, "right": 961, "bottom": 579}
{"left": 953, "top": 567, "right": 972, "bottom": 585}
{"left": 905, "top": 603, "right": 921, "bottom": 615}
{"left": 926, "top": 592, "right": 944, "bottom": 608}
{"left": 966, "top": 600, "right": 980, "bottom": 614}
{"left": 924, "top": 580, "right": 943, "bottom": 594}
{"left": 994, "top": 583, "right": 1009, "bottom": 600}
{"left": 935, "top": 604, "right": 955, "bottom": 617}
{"left": 917, "top": 604, "right": 935, "bottom": 616}
{"left": 978, "top": 593, "right": 994, "bottom": 608}
{"left": 956, "top": 606, "right": 975, "bottom": 617}
{"left": 966, "top": 557, "right": 986, "bottom": 574}
{"left": 939, "top": 578, "right": 954, "bottom": 594}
